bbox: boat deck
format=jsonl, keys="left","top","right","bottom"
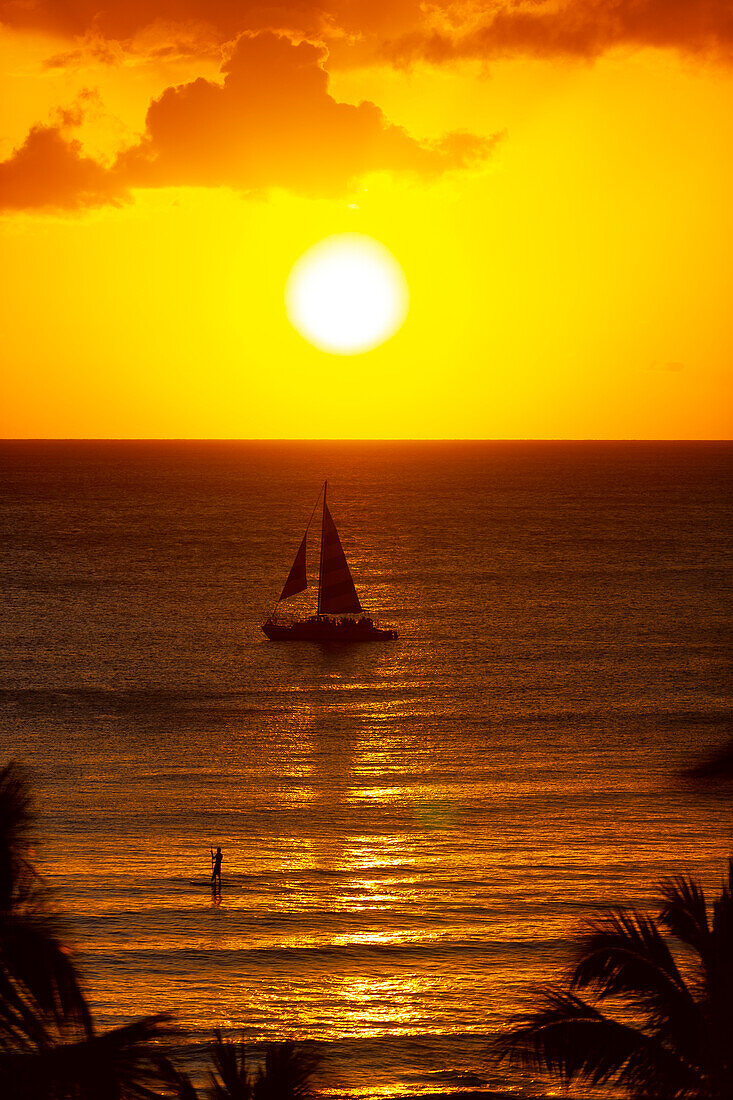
{"left": 262, "top": 615, "right": 397, "bottom": 642}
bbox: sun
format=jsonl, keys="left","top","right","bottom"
{"left": 285, "top": 234, "right": 409, "bottom": 355}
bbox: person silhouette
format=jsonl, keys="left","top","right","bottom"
{"left": 211, "top": 846, "right": 223, "bottom": 891}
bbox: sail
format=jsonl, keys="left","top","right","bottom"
{"left": 278, "top": 533, "right": 308, "bottom": 601}
{"left": 319, "top": 503, "right": 363, "bottom": 615}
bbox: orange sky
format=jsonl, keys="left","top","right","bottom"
{"left": 0, "top": 1, "right": 731, "bottom": 438}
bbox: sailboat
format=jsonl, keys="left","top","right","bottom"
{"left": 262, "top": 482, "right": 398, "bottom": 642}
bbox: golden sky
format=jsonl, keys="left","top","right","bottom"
{"left": 0, "top": 1, "right": 731, "bottom": 438}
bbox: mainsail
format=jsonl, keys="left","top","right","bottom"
{"left": 318, "top": 501, "right": 363, "bottom": 615}
{"left": 278, "top": 533, "right": 308, "bottom": 601}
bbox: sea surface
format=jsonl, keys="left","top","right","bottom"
{"left": 1, "top": 441, "right": 731, "bottom": 1098}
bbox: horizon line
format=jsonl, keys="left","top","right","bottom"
{"left": 0, "top": 437, "right": 731, "bottom": 444}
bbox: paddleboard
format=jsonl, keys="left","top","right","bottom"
{"left": 187, "top": 879, "right": 236, "bottom": 888}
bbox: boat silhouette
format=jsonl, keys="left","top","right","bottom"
{"left": 262, "top": 482, "right": 397, "bottom": 642}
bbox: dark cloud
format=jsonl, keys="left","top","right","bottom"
{"left": 2, "top": 0, "right": 730, "bottom": 65}
{"left": 0, "top": 33, "right": 497, "bottom": 211}
{"left": 0, "top": 0, "right": 422, "bottom": 46}
{"left": 118, "top": 34, "right": 495, "bottom": 195}
{"left": 0, "top": 0, "right": 270, "bottom": 39}
{"left": 387, "top": 0, "right": 733, "bottom": 67}
{"left": 0, "top": 124, "right": 127, "bottom": 211}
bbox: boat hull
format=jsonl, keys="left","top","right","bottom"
{"left": 262, "top": 617, "right": 397, "bottom": 643}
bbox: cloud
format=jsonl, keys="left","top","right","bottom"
{"left": 0, "top": 124, "right": 127, "bottom": 212}
{"left": 43, "top": 40, "right": 124, "bottom": 70}
{"left": 0, "top": 0, "right": 360, "bottom": 46}
{"left": 118, "top": 34, "right": 496, "bottom": 195}
{"left": 42, "top": 24, "right": 230, "bottom": 70}
{"left": 387, "top": 0, "right": 733, "bottom": 67}
{"left": 0, "top": 1, "right": 256, "bottom": 40}
{"left": 0, "top": 33, "right": 497, "bottom": 212}
{"left": 648, "top": 360, "right": 685, "bottom": 372}
{"left": 2, "top": 0, "right": 731, "bottom": 67}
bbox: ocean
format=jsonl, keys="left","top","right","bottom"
{"left": 1, "top": 440, "right": 731, "bottom": 1097}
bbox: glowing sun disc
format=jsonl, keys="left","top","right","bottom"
{"left": 286, "top": 234, "right": 409, "bottom": 355}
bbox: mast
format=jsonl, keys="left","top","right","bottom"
{"left": 317, "top": 479, "right": 327, "bottom": 617}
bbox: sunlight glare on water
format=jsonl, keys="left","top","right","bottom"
{"left": 1, "top": 441, "right": 730, "bottom": 1099}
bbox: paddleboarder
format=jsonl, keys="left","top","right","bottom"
{"left": 211, "top": 846, "right": 223, "bottom": 891}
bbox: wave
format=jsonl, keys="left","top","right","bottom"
{"left": 83, "top": 936, "right": 564, "bottom": 969}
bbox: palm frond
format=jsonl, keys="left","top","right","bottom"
{"left": 570, "top": 908, "right": 700, "bottom": 1059}
{"left": 659, "top": 873, "right": 711, "bottom": 958}
{"left": 573, "top": 909, "right": 689, "bottom": 999}
{"left": 703, "top": 859, "right": 733, "bottom": 1096}
{"left": 90, "top": 1013, "right": 179, "bottom": 1098}
{"left": 0, "top": 1013, "right": 179, "bottom": 1099}
{"left": 0, "top": 909, "right": 92, "bottom": 1046}
{"left": 496, "top": 859, "right": 733, "bottom": 1098}
{"left": 659, "top": 859, "right": 733, "bottom": 1095}
{"left": 0, "top": 762, "right": 93, "bottom": 1056}
{"left": 208, "top": 1029, "right": 252, "bottom": 1100}
{"left": 156, "top": 1055, "right": 201, "bottom": 1100}
{"left": 204, "top": 1036, "right": 319, "bottom": 1100}
{"left": 0, "top": 765, "right": 185, "bottom": 1097}
{"left": 710, "top": 858, "right": 733, "bottom": 952}
{"left": 0, "top": 763, "right": 36, "bottom": 911}
{"left": 253, "top": 1042, "right": 319, "bottom": 1100}
{"left": 493, "top": 986, "right": 699, "bottom": 1095}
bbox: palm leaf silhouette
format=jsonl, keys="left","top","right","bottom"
{"left": 253, "top": 1041, "right": 319, "bottom": 1100}
{"left": 0, "top": 761, "right": 179, "bottom": 1098}
{"left": 164, "top": 1034, "right": 320, "bottom": 1100}
{"left": 495, "top": 858, "right": 733, "bottom": 1099}
{"left": 0, "top": 1013, "right": 177, "bottom": 1098}
{"left": 209, "top": 1030, "right": 252, "bottom": 1100}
